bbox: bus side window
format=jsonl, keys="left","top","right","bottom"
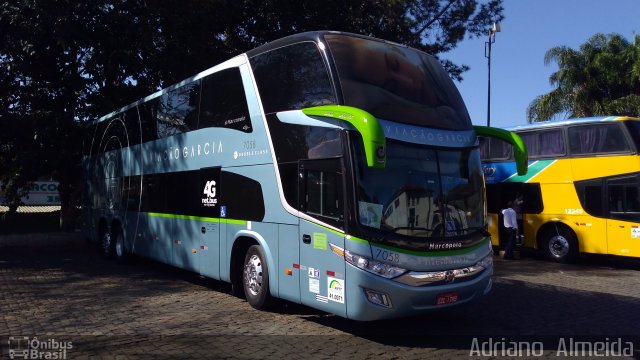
{"left": 569, "top": 124, "right": 631, "bottom": 155}
{"left": 199, "top": 68, "right": 252, "bottom": 133}
{"left": 478, "top": 136, "right": 511, "bottom": 161}
{"left": 249, "top": 41, "right": 336, "bottom": 115}
{"left": 519, "top": 129, "right": 564, "bottom": 158}
{"left": 575, "top": 178, "right": 605, "bottom": 217}
{"left": 607, "top": 175, "right": 640, "bottom": 221}
{"left": 157, "top": 81, "right": 201, "bottom": 137}
{"left": 299, "top": 159, "right": 344, "bottom": 229}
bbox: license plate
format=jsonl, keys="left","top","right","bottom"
{"left": 436, "top": 292, "right": 459, "bottom": 305}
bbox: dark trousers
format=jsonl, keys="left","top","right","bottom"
{"left": 504, "top": 228, "right": 517, "bottom": 259}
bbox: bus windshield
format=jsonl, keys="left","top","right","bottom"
{"left": 353, "top": 138, "right": 485, "bottom": 242}
{"left": 325, "top": 34, "right": 471, "bottom": 131}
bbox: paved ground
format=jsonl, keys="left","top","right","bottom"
{"left": 1, "top": 233, "right": 639, "bottom": 359}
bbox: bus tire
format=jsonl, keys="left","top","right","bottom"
{"left": 114, "top": 230, "right": 129, "bottom": 263}
{"left": 542, "top": 226, "right": 578, "bottom": 263}
{"left": 101, "top": 227, "right": 115, "bottom": 259}
{"left": 243, "top": 245, "right": 272, "bottom": 309}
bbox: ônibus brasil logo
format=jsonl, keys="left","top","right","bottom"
{"left": 202, "top": 180, "right": 217, "bottom": 207}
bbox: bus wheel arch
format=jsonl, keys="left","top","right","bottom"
{"left": 538, "top": 222, "right": 578, "bottom": 263}
{"left": 230, "top": 237, "right": 258, "bottom": 298}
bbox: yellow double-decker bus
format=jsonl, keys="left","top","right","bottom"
{"left": 480, "top": 116, "right": 640, "bottom": 262}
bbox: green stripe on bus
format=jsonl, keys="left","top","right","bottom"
{"left": 222, "top": 219, "right": 247, "bottom": 225}
{"left": 148, "top": 212, "right": 246, "bottom": 225}
{"left": 505, "top": 159, "right": 555, "bottom": 183}
{"left": 346, "top": 235, "right": 369, "bottom": 244}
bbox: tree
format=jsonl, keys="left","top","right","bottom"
{"left": 1, "top": 0, "right": 503, "bottom": 228}
{"left": 527, "top": 33, "right": 640, "bottom": 122}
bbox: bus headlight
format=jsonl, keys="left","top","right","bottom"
{"left": 344, "top": 249, "right": 407, "bottom": 279}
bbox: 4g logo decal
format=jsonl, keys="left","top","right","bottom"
{"left": 203, "top": 180, "right": 216, "bottom": 198}
{"left": 202, "top": 180, "right": 218, "bottom": 207}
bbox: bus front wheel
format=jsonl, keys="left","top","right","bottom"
{"left": 243, "top": 245, "right": 272, "bottom": 309}
{"left": 542, "top": 226, "right": 578, "bottom": 263}
{"left": 114, "top": 231, "right": 129, "bottom": 263}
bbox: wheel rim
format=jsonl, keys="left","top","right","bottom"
{"left": 549, "top": 234, "right": 569, "bottom": 258}
{"left": 244, "top": 254, "right": 263, "bottom": 296}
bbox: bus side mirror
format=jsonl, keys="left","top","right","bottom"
{"left": 303, "top": 105, "right": 386, "bottom": 169}
{"left": 474, "top": 125, "right": 528, "bottom": 176}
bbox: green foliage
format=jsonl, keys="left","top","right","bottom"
{"left": 0, "top": 0, "right": 503, "bottom": 223}
{"left": 527, "top": 33, "right": 640, "bottom": 122}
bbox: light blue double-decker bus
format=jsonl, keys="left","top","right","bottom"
{"left": 83, "top": 31, "right": 526, "bottom": 320}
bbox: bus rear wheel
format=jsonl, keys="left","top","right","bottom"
{"left": 542, "top": 226, "right": 578, "bottom": 263}
{"left": 243, "top": 245, "right": 272, "bottom": 309}
{"left": 101, "top": 229, "right": 115, "bottom": 258}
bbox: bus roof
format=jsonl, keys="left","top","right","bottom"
{"left": 96, "top": 31, "right": 416, "bottom": 124}
{"left": 244, "top": 30, "right": 412, "bottom": 57}
{"left": 505, "top": 116, "right": 640, "bottom": 132}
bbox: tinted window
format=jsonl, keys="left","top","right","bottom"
{"left": 479, "top": 136, "right": 511, "bottom": 161}
{"left": 607, "top": 175, "right": 640, "bottom": 221}
{"left": 220, "top": 171, "right": 265, "bottom": 221}
{"left": 279, "top": 162, "right": 298, "bottom": 208}
{"left": 250, "top": 41, "right": 336, "bottom": 114}
{"left": 575, "top": 178, "right": 604, "bottom": 217}
{"left": 326, "top": 34, "right": 471, "bottom": 130}
{"left": 199, "top": 68, "right": 252, "bottom": 133}
{"left": 486, "top": 183, "right": 543, "bottom": 214}
{"left": 305, "top": 170, "right": 342, "bottom": 220}
{"left": 267, "top": 114, "right": 343, "bottom": 163}
{"left": 518, "top": 129, "right": 565, "bottom": 158}
{"left": 300, "top": 159, "right": 344, "bottom": 228}
{"left": 124, "top": 108, "right": 141, "bottom": 146}
{"left": 568, "top": 123, "right": 630, "bottom": 155}
{"left": 623, "top": 120, "right": 640, "bottom": 151}
{"left": 139, "top": 100, "right": 159, "bottom": 143}
{"left": 267, "top": 112, "right": 344, "bottom": 209}
{"left": 157, "top": 81, "right": 201, "bottom": 137}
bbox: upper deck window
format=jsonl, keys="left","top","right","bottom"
{"left": 250, "top": 42, "right": 336, "bottom": 114}
{"left": 479, "top": 136, "right": 511, "bottom": 161}
{"left": 325, "top": 34, "right": 471, "bottom": 131}
{"left": 519, "top": 129, "right": 565, "bottom": 158}
{"left": 568, "top": 123, "right": 630, "bottom": 155}
{"left": 622, "top": 120, "right": 640, "bottom": 152}
{"left": 199, "top": 68, "right": 252, "bottom": 133}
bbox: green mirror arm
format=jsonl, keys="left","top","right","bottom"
{"left": 302, "top": 105, "right": 386, "bottom": 169}
{"left": 474, "top": 125, "right": 528, "bottom": 175}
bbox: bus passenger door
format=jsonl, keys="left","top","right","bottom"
{"left": 298, "top": 159, "right": 347, "bottom": 318}
{"left": 606, "top": 175, "right": 640, "bottom": 257}
{"left": 196, "top": 167, "right": 221, "bottom": 279}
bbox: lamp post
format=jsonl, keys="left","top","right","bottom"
{"left": 485, "top": 22, "right": 500, "bottom": 127}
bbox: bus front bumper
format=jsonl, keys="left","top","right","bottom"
{"left": 344, "top": 261, "right": 493, "bottom": 321}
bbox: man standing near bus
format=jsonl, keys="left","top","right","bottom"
{"left": 502, "top": 200, "right": 518, "bottom": 260}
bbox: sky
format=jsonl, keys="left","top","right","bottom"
{"left": 445, "top": 0, "right": 640, "bottom": 129}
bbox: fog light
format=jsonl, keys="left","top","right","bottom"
{"left": 365, "top": 289, "right": 393, "bottom": 308}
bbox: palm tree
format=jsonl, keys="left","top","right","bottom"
{"left": 527, "top": 33, "right": 640, "bottom": 122}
